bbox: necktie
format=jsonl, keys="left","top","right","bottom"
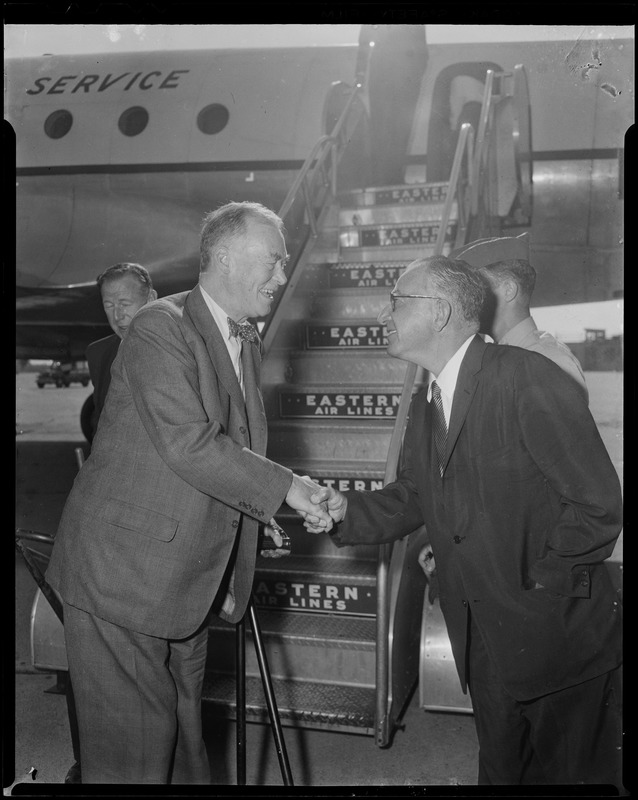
{"left": 228, "top": 317, "right": 258, "bottom": 344}
{"left": 431, "top": 380, "right": 447, "bottom": 476}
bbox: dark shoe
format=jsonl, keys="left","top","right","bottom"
{"left": 64, "top": 761, "right": 81, "bottom": 784}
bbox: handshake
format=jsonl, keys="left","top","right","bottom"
{"left": 285, "top": 474, "right": 348, "bottom": 533}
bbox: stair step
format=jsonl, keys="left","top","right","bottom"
{"left": 201, "top": 674, "right": 376, "bottom": 734}
{"left": 287, "top": 350, "right": 412, "bottom": 384}
{"left": 339, "top": 182, "right": 451, "bottom": 208}
{"left": 206, "top": 610, "right": 376, "bottom": 686}
{"left": 338, "top": 201, "right": 458, "bottom": 227}
{"left": 278, "top": 384, "right": 405, "bottom": 420}
{"left": 339, "top": 220, "right": 457, "bottom": 250}
{"left": 275, "top": 464, "right": 386, "bottom": 496}
{"left": 326, "top": 261, "right": 408, "bottom": 290}
{"left": 208, "top": 608, "right": 376, "bottom": 646}
{"left": 305, "top": 320, "right": 389, "bottom": 349}
{"left": 266, "top": 419, "right": 396, "bottom": 463}
{"left": 334, "top": 243, "right": 453, "bottom": 262}
{"left": 255, "top": 554, "right": 376, "bottom": 582}
{"left": 310, "top": 292, "right": 390, "bottom": 320}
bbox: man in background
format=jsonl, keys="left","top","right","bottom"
{"left": 85, "top": 262, "right": 157, "bottom": 440}
{"left": 46, "top": 201, "right": 332, "bottom": 783}
{"left": 453, "top": 234, "right": 588, "bottom": 399}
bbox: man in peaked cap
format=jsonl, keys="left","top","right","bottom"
{"left": 451, "top": 233, "right": 587, "bottom": 398}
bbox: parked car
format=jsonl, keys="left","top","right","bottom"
{"left": 36, "top": 362, "right": 90, "bottom": 389}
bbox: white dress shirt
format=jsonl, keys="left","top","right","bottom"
{"left": 426, "top": 335, "right": 475, "bottom": 427}
{"left": 199, "top": 284, "right": 244, "bottom": 397}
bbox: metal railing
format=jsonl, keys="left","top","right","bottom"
{"left": 260, "top": 84, "right": 365, "bottom": 354}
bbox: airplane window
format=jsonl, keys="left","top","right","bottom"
{"left": 44, "top": 109, "right": 73, "bottom": 139}
{"left": 197, "top": 104, "right": 229, "bottom": 135}
{"left": 118, "top": 106, "right": 149, "bottom": 137}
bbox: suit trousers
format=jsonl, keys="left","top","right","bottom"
{"left": 467, "top": 614, "right": 623, "bottom": 787}
{"left": 63, "top": 602, "right": 211, "bottom": 784}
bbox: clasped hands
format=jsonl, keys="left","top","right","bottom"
{"left": 285, "top": 475, "right": 348, "bottom": 533}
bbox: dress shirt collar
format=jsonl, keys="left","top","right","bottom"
{"left": 499, "top": 316, "right": 537, "bottom": 347}
{"left": 198, "top": 284, "right": 235, "bottom": 341}
{"left": 427, "top": 335, "right": 475, "bottom": 424}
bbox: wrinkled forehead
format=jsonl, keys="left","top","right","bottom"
{"left": 236, "top": 218, "right": 286, "bottom": 254}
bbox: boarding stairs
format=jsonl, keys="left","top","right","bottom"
{"left": 202, "top": 181, "right": 458, "bottom": 739}
{"left": 201, "top": 66, "right": 532, "bottom": 745}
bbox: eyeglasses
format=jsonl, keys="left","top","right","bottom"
{"left": 389, "top": 292, "right": 447, "bottom": 312}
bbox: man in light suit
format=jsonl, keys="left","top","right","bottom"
{"left": 85, "top": 262, "right": 157, "bottom": 441}
{"left": 46, "top": 201, "right": 332, "bottom": 784}
{"left": 306, "top": 255, "right": 622, "bottom": 786}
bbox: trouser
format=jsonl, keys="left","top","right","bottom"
{"left": 467, "top": 615, "right": 623, "bottom": 787}
{"left": 63, "top": 602, "right": 211, "bottom": 784}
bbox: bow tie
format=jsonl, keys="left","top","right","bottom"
{"left": 227, "top": 317, "right": 258, "bottom": 344}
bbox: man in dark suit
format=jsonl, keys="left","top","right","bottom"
{"left": 85, "top": 263, "right": 157, "bottom": 440}
{"left": 46, "top": 202, "right": 332, "bottom": 784}
{"left": 306, "top": 255, "right": 623, "bottom": 786}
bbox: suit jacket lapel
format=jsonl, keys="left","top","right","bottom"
{"left": 442, "top": 335, "right": 486, "bottom": 474}
{"left": 184, "top": 288, "right": 247, "bottom": 416}
{"left": 241, "top": 341, "right": 268, "bottom": 456}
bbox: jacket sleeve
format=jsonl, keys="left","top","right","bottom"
{"left": 517, "top": 355, "right": 622, "bottom": 596}
{"left": 331, "top": 393, "right": 426, "bottom": 547}
{"left": 117, "top": 304, "right": 292, "bottom": 523}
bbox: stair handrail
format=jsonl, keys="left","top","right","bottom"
{"left": 376, "top": 77, "right": 505, "bottom": 743}
{"left": 261, "top": 84, "right": 364, "bottom": 353}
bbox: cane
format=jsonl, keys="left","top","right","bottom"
{"left": 236, "top": 519, "right": 293, "bottom": 786}
{"left": 15, "top": 530, "right": 63, "bottom": 624}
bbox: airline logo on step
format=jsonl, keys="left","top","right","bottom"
{"left": 280, "top": 392, "right": 401, "bottom": 418}
{"left": 253, "top": 580, "right": 376, "bottom": 615}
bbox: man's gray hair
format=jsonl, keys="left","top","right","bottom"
{"left": 199, "top": 201, "right": 285, "bottom": 273}
{"left": 413, "top": 254, "right": 486, "bottom": 325}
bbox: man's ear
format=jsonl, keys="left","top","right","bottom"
{"left": 149, "top": 289, "right": 158, "bottom": 302}
{"left": 501, "top": 278, "right": 519, "bottom": 303}
{"left": 433, "top": 298, "right": 452, "bottom": 331}
{"left": 216, "top": 245, "right": 231, "bottom": 273}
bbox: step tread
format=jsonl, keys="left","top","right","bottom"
{"left": 267, "top": 417, "right": 396, "bottom": 432}
{"left": 255, "top": 554, "right": 377, "bottom": 580}
{"left": 272, "top": 460, "right": 387, "bottom": 479}
{"left": 202, "top": 674, "right": 376, "bottom": 730}
{"left": 208, "top": 608, "right": 376, "bottom": 646}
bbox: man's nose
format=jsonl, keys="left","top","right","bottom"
{"left": 274, "top": 263, "right": 287, "bottom": 285}
{"left": 378, "top": 304, "right": 391, "bottom": 325}
{"left": 114, "top": 306, "right": 125, "bottom": 320}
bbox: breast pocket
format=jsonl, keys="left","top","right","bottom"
{"left": 472, "top": 442, "right": 539, "bottom": 483}
{"left": 99, "top": 498, "right": 179, "bottom": 542}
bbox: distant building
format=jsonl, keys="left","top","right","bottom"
{"left": 568, "top": 331, "right": 623, "bottom": 371}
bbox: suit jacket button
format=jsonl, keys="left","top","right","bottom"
{"left": 453, "top": 535, "right": 462, "bottom": 544}
{"left": 239, "top": 426, "right": 247, "bottom": 434}
{"left": 232, "top": 520, "right": 239, "bottom": 528}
